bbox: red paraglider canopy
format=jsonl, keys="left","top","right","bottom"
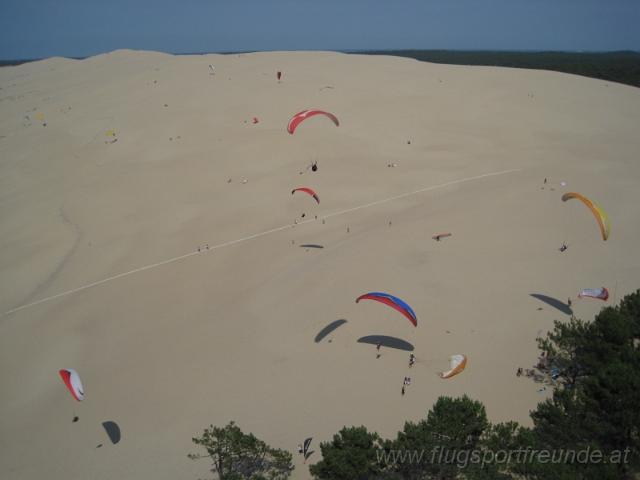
{"left": 292, "top": 187, "right": 320, "bottom": 204}
{"left": 287, "top": 110, "right": 339, "bottom": 134}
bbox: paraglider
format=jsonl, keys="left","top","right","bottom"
{"left": 440, "top": 354, "right": 467, "bottom": 379}
{"left": 291, "top": 187, "right": 320, "bottom": 204}
{"left": 561, "top": 192, "right": 610, "bottom": 241}
{"left": 59, "top": 368, "right": 84, "bottom": 401}
{"left": 578, "top": 287, "right": 609, "bottom": 301}
{"left": 287, "top": 110, "right": 339, "bottom": 134}
{"left": 356, "top": 292, "right": 417, "bottom": 327}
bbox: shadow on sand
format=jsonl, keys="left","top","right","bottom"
{"left": 303, "top": 437, "right": 314, "bottom": 461}
{"left": 102, "top": 421, "right": 121, "bottom": 444}
{"left": 358, "top": 335, "right": 414, "bottom": 351}
{"left": 300, "top": 244, "right": 324, "bottom": 249}
{"left": 315, "top": 319, "right": 347, "bottom": 343}
{"left": 530, "top": 293, "right": 572, "bottom": 315}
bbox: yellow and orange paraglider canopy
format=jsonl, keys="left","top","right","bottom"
{"left": 561, "top": 192, "right": 610, "bottom": 241}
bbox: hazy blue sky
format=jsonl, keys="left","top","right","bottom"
{"left": 1, "top": 0, "right": 639, "bottom": 59}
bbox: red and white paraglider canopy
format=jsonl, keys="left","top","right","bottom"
{"left": 59, "top": 368, "right": 84, "bottom": 401}
{"left": 287, "top": 110, "right": 339, "bottom": 134}
{"left": 578, "top": 287, "right": 609, "bottom": 301}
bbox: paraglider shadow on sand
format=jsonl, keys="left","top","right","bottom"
{"left": 300, "top": 244, "right": 324, "bottom": 249}
{"left": 530, "top": 294, "right": 572, "bottom": 315}
{"left": 303, "top": 437, "right": 314, "bottom": 462}
{"left": 315, "top": 319, "right": 347, "bottom": 343}
{"left": 358, "top": 335, "right": 414, "bottom": 351}
{"left": 102, "top": 421, "right": 121, "bottom": 444}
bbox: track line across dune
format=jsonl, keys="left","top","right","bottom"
{"left": 3, "top": 168, "right": 521, "bottom": 317}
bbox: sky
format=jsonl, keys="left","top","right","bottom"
{"left": 1, "top": 0, "right": 639, "bottom": 60}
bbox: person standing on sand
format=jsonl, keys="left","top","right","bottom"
{"left": 567, "top": 297, "right": 572, "bottom": 308}
{"left": 401, "top": 385, "right": 405, "bottom": 396}
{"left": 376, "top": 341, "right": 382, "bottom": 358}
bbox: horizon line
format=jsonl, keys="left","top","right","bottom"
{"left": 2, "top": 48, "right": 639, "bottom": 64}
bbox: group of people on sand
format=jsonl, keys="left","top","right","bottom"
{"left": 516, "top": 367, "right": 536, "bottom": 378}
{"left": 518, "top": 352, "right": 547, "bottom": 377}
{"left": 376, "top": 345, "right": 416, "bottom": 396}
{"left": 517, "top": 352, "right": 560, "bottom": 384}
{"left": 401, "top": 376, "right": 412, "bottom": 396}
{"left": 401, "top": 354, "right": 416, "bottom": 396}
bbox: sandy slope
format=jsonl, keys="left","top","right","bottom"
{"left": 1, "top": 50, "right": 639, "bottom": 479}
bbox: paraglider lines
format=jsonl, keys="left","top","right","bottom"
{"left": 3, "top": 168, "right": 520, "bottom": 317}
{"left": 320, "top": 169, "right": 520, "bottom": 222}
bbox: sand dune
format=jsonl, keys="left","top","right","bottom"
{"left": 1, "top": 50, "right": 639, "bottom": 479}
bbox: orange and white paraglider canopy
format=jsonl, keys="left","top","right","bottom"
{"left": 440, "top": 355, "right": 467, "bottom": 379}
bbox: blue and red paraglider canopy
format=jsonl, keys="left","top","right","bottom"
{"left": 356, "top": 292, "right": 417, "bottom": 327}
